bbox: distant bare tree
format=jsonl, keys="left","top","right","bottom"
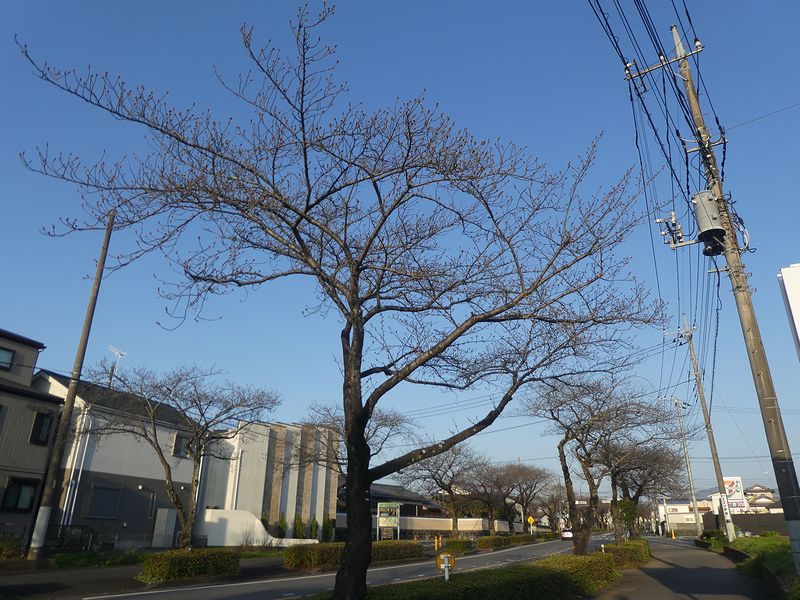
{"left": 538, "top": 481, "right": 567, "bottom": 533}
{"left": 302, "top": 402, "right": 417, "bottom": 475}
{"left": 462, "top": 461, "right": 521, "bottom": 534}
{"left": 20, "top": 6, "right": 659, "bottom": 596}
{"left": 87, "top": 363, "right": 280, "bottom": 548}
{"left": 396, "top": 444, "right": 480, "bottom": 535}
{"left": 507, "top": 464, "right": 553, "bottom": 530}
{"left": 525, "top": 377, "right": 666, "bottom": 553}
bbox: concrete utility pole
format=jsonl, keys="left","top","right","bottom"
{"left": 674, "top": 397, "right": 703, "bottom": 538}
{"left": 673, "top": 27, "right": 800, "bottom": 569}
{"left": 681, "top": 316, "right": 736, "bottom": 541}
{"left": 27, "top": 210, "right": 116, "bottom": 560}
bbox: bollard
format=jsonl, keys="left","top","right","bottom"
{"left": 601, "top": 544, "right": 605, "bottom": 553}
{"left": 671, "top": 529, "right": 676, "bottom": 539}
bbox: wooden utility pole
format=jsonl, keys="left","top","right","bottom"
{"left": 673, "top": 26, "right": 800, "bottom": 568}
{"left": 27, "top": 210, "right": 116, "bottom": 560}
{"left": 681, "top": 317, "right": 736, "bottom": 541}
{"left": 674, "top": 397, "right": 703, "bottom": 538}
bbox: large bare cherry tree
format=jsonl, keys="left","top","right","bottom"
{"left": 20, "top": 6, "right": 658, "bottom": 597}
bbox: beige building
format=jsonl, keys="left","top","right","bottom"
{"left": 0, "top": 329, "right": 61, "bottom": 538}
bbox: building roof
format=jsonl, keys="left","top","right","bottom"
{"left": 745, "top": 484, "right": 775, "bottom": 493}
{"left": 0, "top": 328, "right": 45, "bottom": 350}
{"left": 39, "top": 370, "right": 190, "bottom": 428}
{"left": 0, "top": 379, "right": 62, "bottom": 405}
{"left": 369, "top": 483, "right": 443, "bottom": 510}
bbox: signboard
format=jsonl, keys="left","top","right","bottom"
{"left": 724, "top": 477, "right": 745, "bottom": 502}
{"left": 436, "top": 552, "right": 455, "bottom": 571}
{"left": 377, "top": 502, "right": 400, "bottom": 527}
{"left": 527, "top": 516, "right": 535, "bottom": 525}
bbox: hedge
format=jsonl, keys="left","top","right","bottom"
{"left": 509, "top": 534, "right": 538, "bottom": 546}
{"left": 444, "top": 539, "right": 475, "bottom": 555}
{"left": 602, "top": 539, "right": 650, "bottom": 569}
{"left": 138, "top": 549, "right": 239, "bottom": 583}
{"left": 309, "top": 552, "right": 619, "bottom": 599}
{"left": 284, "top": 541, "right": 423, "bottom": 570}
{"left": 476, "top": 535, "right": 512, "bottom": 550}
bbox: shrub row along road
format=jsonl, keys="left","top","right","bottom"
{"left": 85, "top": 536, "right": 609, "bottom": 600}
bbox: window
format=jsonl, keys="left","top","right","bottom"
{"left": 1, "top": 478, "right": 39, "bottom": 512}
{"left": 172, "top": 434, "right": 190, "bottom": 457}
{"left": 0, "top": 347, "right": 13, "bottom": 370}
{"left": 87, "top": 485, "right": 122, "bottom": 519}
{"left": 29, "top": 412, "right": 54, "bottom": 446}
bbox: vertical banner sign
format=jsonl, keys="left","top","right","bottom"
{"left": 377, "top": 502, "right": 401, "bottom": 541}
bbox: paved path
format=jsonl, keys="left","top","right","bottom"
{"left": 595, "top": 538, "right": 765, "bottom": 600}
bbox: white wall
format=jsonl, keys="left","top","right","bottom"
{"left": 195, "top": 509, "right": 317, "bottom": 547}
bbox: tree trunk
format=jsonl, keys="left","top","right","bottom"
{"left": 334, "top": 321, "right": 372, "bottom": 600}
{"left": 611, "top": 471, "right": 622, "bottom": 545}
{"left": 449, "top": 498, "right": 459, "bottom": 535}
{"left": 334, "top": 433, "right": 372, "bottom": 599}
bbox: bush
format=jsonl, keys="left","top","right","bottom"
{"left": 444, "top": 539, "right": 475, "bottom": 555}
{"left": 284, "top": 541, "right": 423, "bottom": 570}
{"left": 476, "top": 535, "right": 512, "bottom": 550}
{"left": 0, "top": 535, "right": 22, "bottom": 560}
{"left": 275, "top": 512, "right": 287, "bottom": 538}
{"left": 536, "top": 552, "right": 619, "bottom": 596}
{"left": 322, "top": 516, "right": 335, "bottom": 542}
{"left": 309, "top": 516, "right": 319, "bottom": 540}
{"left": 731, "top": 534, "right": 794, "bottom": 579}
{"left": 138, "top": 549, "right": 239, "bottom": 583}
{"left": 293, "top": 515, "right": 307, "bottom": 539}
{"left": 602, "top": 539, "right": 650, "bottom": 568}
{"left": 509, "top": 534, "right": 537, "bottom": 546}
{"left": 309, "top": 552, "right": 619, "bottom": 599}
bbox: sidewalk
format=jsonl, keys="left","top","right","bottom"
{"left": 0, "top": 556, "right": 287, "bottom": 600}
{"left": 595, "top": 538, "right": 766, "bottom": 600}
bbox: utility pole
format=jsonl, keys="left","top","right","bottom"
{"left": 681, "top": 316, "right": 736, "bottom": 541}
{"left": 673, "top": 397, "right": 703, "bottom": 538}
{"left": 27, "top": 210, "right": 116, "bottom": 560}
{"left": 673, "top": 27, "right": 800, "bottom": 569}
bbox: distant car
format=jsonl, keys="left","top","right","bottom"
{"left": 560, "top": 529, "right": 573, "bottom": 540}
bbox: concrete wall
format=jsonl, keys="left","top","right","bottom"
{"left": 703, "top": 511, "right": 789, "bottom": 536}
{"left": 334, "top": 514, "right": 523, "bottom": 535}
{"left": 195, "top": 509, "right": 317, "bottom": 548}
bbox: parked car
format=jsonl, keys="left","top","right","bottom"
{"left": 560, "top": 528, "right": 573, "bottom": 540}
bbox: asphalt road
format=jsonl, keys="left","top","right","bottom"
{"left": 84, "top": 535, "right": 611, "bottom": 600}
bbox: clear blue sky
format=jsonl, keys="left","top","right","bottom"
{"left": 2, "top": 1, "right": 799, "bottom": 495}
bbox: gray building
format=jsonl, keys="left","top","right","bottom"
{"left": 0, "top": 329, "right": 61, "bottom": 538}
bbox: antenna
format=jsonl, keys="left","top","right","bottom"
{"left": 108, "top": 345, "right": 126, "bottom": 387}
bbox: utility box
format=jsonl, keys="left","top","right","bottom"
{"left": 692, "top": 190, "right": 725, "bottom": 256}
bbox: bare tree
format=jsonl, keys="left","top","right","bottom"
{"left": 19, "top": 6, "right": 659, "bottom": 596}
{"left": 303, "top": 402, "right": 417, "bottom": 475}
{"left": 525, "top": 378, "right": 665, "bottom": 553}
{"left": 396, "top": 444, "right": 480, "bottom": 535}
{"left": 538, "top": 481, "right": 567, "bottom": 533}
{"left": 86, "top": 363, "right": 280, "bottom": 548}
{"left": 462, "top": 461, "right": 521, "bottom": 534}
{"left": 507, "top": 464, "right": 553, "bottom": 531}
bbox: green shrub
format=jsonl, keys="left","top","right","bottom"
{"left": 322, "top": 516, "right": 335, "bottom": 542}
{"left": 309, "top": 552, "right": 619, "bottom": 599}
{"left": 293, "top": 515, "right": 307, "bottom": 539}
{"left": 0, "top": 535, "right": 22, "bottom": 560}
{"left": 509, "top": 534, "right": 537, "bottom": 546}
{"left": 284, "top": 541, "right": 423, "bottom": 570}
{"left": 476, "top": 535, "right": 512, "bottom": 550}
{"left": 309, "top": 516, "right": 319, "bottom": 540}
{"left": 138, "top": 549, "right": 239, "bottom": 583}
{"left": 602, "top": 539, "right": 650, "bottom": 568}
{"left": 731, "top": 534, "right": 794, "bottom": 579}
{"left": 275, "top": 512, "right": 287, "bottom": 538}
{"left": 536, "top": 552, "right": 619, "bottom": 596}
{"left": 444, "top": 538, "right": 475, "bottom": 555}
